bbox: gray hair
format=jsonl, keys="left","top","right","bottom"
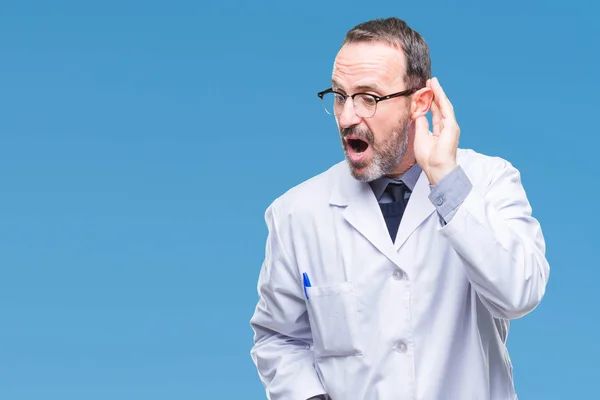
{"left": 342, "top": 17, "right": 431, "bottom": 90}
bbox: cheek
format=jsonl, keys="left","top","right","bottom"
{"left": 367, "top": 118, "right": 394, "bottom": 144}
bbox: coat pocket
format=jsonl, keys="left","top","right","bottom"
{"left": 305, "top": 281, "right": 362, "bottom": 358}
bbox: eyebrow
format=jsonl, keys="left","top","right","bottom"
{"left": 331, "top": 80, "right": 382, "bottom": 94}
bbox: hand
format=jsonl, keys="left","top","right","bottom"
{"left": 414, "top": 77, "right": 460, "bottom": 185}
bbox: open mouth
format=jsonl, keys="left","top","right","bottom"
{"left": 347, "top": 138, "right": 369, "bottom": 153}
{"left": 344, "top": 136, "right": 371, "bottom": 165}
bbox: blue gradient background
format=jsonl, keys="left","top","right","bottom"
{"left": 0, "top": 1, "right": 597, "bottom": 399}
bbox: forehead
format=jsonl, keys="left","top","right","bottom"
{"left": 332, "top": 41, "right": 406, "bottom": 91}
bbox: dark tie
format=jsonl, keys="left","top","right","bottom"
{"left": 386, "top": 182, "right": 408, "bottom": 203}
{"left": 380, "top": 182, "right": 408, "bottom": 242}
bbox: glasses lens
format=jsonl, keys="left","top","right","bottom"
{"left": 354, "top": 94, "right": 377, "bottom": 118}
{"left": 320, "top": 92, "right": 377, "bottom": 118}
{"left": 320, "top": 92, "right": 343, "bottom": 116}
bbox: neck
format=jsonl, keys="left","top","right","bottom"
{"left": 386, "top": 153, "right": 417, "bottom": 178}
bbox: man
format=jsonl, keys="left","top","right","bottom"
{"left": 249, "top": 17, "right": 549, "bottom": 400}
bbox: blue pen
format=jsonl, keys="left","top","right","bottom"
{"left": 303, "top": 272, "right": 312, "bottom": 299}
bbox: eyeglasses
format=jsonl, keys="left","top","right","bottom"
{"left": 317, "top": 87, "right": 417, "bottom": 118}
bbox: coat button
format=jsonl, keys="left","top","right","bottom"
{"left": 436, "top": 196, "right": 444, "bottom": 206}
{"left": 392, "top": 269, "right": 404, "bottom": 280}
{"left": 395, "top": 341, "right": 407, "bottom": 353}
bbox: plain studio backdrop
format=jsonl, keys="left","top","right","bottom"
{"left": 0, "top": 0, "right": 597, "bottom": 399}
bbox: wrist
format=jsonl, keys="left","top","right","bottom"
{"left": 426, "top": 162, "right": 457, "bottom": 185}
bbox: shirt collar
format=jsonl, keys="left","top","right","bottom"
{"left": 369, "top": 162, "right": 423, "bottom": 200}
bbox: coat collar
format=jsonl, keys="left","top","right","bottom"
{"left": 368, "top": 162, "right": 423, "bottom": 201}
{"left": 329, "top": 161, "right": 436, "bottom": 266}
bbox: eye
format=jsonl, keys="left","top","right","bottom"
{"left": 358, "top": 95, "right": 376, "bottom": 108}
{"left": 334, "top": 93, "right": 346, "bottom": 104}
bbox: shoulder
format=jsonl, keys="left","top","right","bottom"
{"left": 457, "top": 148, "right": 528, "bottom": 203}
{"left": 457, "top": 147, "right": 513, "bottom": 170}
{"left": 264, "top": 161, "right": 346, "bottom": 220}
{"left": 457, "top": 148, "right": 521, "bottom": 185}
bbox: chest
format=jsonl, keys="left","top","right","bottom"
{"left": 288, "top": 207, "right": 467, "bottom": 297}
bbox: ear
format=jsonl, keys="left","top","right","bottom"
{"left": 410, "top": 85, "right": 433, "bottom": 120}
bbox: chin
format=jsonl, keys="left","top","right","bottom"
{"left": 346, "top": 158, "right": 383, "bottom": 182}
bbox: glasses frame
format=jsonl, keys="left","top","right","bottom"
{"left": 317, "top": 87, "right": 418, "bottom": 118}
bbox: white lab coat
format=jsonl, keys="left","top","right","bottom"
{"left": 250, "top": 148, "right": 549, "bottom": 400}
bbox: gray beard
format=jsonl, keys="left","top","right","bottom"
{"left": 343, "top": 118, "right": 411, "bottom": 182}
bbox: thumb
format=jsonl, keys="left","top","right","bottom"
{"left": 414, "top": 115, "right": 430, "bottom": 140}
{"left": 413, "top": 115, "right": 431, "bottom": 164}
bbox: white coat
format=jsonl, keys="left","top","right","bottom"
{"left": 250, "top": 148, "right": 550, "bottom": 400}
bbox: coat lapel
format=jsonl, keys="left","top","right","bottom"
{"left": 328, "top": 162, "right": 437, "bottom": 264}
{"left": 329, "top": 164, "right": 398, "bottom": 263}
{"left": 394, "top": 169, "right": 436, "bottom": 250}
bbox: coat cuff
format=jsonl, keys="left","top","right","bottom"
{"left": 428, "top": 165, "right": 473, "bottom": 223}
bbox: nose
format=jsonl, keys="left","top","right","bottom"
{"left": 337, "top": 97, "right": 362, "bottom": 129}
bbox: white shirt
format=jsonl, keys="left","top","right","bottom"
{"left": 250, "top": 148, "right": 550, "bottom": 400}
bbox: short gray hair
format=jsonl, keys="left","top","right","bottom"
{"left": 342, "top": 17, "right": 431, "bottom": 90}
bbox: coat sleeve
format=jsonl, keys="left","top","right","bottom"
{"left": 250, "top": 200, "right": 327, "bottom": 400}
{"left": 439, "top": 158, "right": 550, "bottom": 320}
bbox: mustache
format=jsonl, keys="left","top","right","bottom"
{"left": 342, "top": 126, "right": 374, "bottom": 143}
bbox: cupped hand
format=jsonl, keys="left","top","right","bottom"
{"left": 414, "top": 77, "right": 460, "bottom": 185}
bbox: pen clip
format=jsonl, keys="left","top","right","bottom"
{"left": 303, "top": 272, "right": 311, "bottom": 299}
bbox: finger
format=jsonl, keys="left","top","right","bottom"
{"left": 435, "top": 120, "right": 444, "bottom": 137}
{"left": 432, "top": 78, "right": 455, "bottom": 121}
{"left": 430, "top": 100, "right": 442, "bottom": 135}
{"left": 439, "top": 119, "right": 460, "bottom": 148}
{"left": 431, "top": 77, "right": 455, "bottom": 120}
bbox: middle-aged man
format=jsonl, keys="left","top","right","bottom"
{"left": 249, "top": 17, "right": 550, "bottom": 400}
